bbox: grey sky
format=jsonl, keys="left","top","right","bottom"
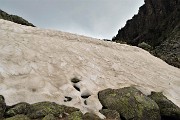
{"left": 0, "top": 0, "right": 144, "bottom": 39}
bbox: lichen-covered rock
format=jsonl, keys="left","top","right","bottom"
{"left": 27, "top": 101, "right": 64, "bottom": 119}
{"left": 0, "top": 95, "right": 6, "bottom": 118}
{"left": 67, "top": 111, "right": 83, "bottom": 120}
{"left": 148, "top": 92, "right": 180, "bottom": 120}
{"left": 63, "top": 105, "right": 80, "bottom": 114}
{"left": 5, "top": 102, "right": 30, "bottom": 117}
{"left": 100, "top": 109, "right": 120, "bottom": 120}
{"left": 82, "top": 112, "right": 102, "bottom": 120}
{"left": 5, "top": 114, "right": 30, "bottom": 120}
{"left": 98, "top": 87, "right": 161, "bottom": 120}
{"left": 42, "top": 114, "right": 56, "bottom": 120}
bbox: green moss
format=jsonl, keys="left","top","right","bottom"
{"left": 42, "top": 114, "right": 56, "bottom": 120}
{"left": 98, "top": 87, "right": 161, "bottom": 120}
{"left": 27, "top": 102, "right": 64, "bottom": 119}
{"left": 68, "top": 111, "right": 83, "bottom": 120}
{"left": 5, "top": 102, "right": 30, "bottom": 117}
{"left": 82, "top": 113, "right": 101, "bottom": 120}
{"left": 148, "top": 92, "right": 180, "bottom": 119}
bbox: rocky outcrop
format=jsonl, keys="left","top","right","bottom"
{"left": 148, "top": 92, "right": 180, "bottom": 120}
{"left": 98, "top": 87, "right": 161, "bottom": 120}
{"left": 113, "top": 0, "right": 180, "bottom": 68}
{"left": 0, "top": 9, "right": 35, "bottom": 27}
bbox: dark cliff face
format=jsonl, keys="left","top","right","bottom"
{"left": 0, "top": 9, "right": 35, "bottom": 27}
{"left": 113, "top": 0, "right": 180, "bottom": 68}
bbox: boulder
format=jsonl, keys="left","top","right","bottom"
{"left": 5, "top": 102, "right": 30, "bottom": 117}
{"left": 27, "top": 101, "right": 64, "bottom": 119}
{"left": 148, "top": 92, "right": 180, "bottom": 120}
{"left": 67, "top": 111, "right": 83, "bottom": 120}
{"left": 82, "top": 112, "right": 102, "bottom": 120}
{"left": 98, "top": 87, "right": 161, "bottom": 120}
{"left": 100, "top": 109, "right": 120, "bottom": 120}
{"left": 0, "top": 95, "right": 6, "bottom": 118}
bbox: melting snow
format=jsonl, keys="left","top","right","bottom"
{"left": 0, "top": 19, "right": 180, "bottom": 117}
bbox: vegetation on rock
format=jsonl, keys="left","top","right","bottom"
{"left": 98, "top": 87, "right": 161, "bottom": 120}
{"left": 148, "top": 92, "right": 180, "bottom": 120}
{"left": 0, "top": 9, "right": 35, "bottom": 27}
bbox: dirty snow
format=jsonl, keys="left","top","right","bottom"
{"left": 0, "top": 19, "right": 180, "bottom": 117}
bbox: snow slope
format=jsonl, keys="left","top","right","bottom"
{"left": 0, "top": 19, "right": 180, "bottom": 117}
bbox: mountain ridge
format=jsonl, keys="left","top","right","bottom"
{"left": 113, "top": 0, "right": 180, "bottom": 68}
{"left": 0, "top": 9, "right": 35, "bottom": 27}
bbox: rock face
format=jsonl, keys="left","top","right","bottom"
{"left": 113, "top": 0, "right": 180, "bottom": 68}
{"left": 148, "top": 92, "right": 180, "bottom": 120}
{"left": 0, "top": 9, "right": 35, "bottom": 27}
{"left": 98, "top": 87, "right": 161, "bottom": 120}
{"left": 0, "top": 95, "right": 6, "bottom": 118}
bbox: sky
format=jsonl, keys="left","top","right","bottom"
{"left": 0, "top": 0, "right": 144, "bottom": 39}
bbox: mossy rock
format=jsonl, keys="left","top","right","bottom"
{"left": 99, "top": 109, "right": 120, "bottom": 120}
{"left": 0, "top": 95, "right": 6, "bottom": 118}
{"left": 63, "top": 105, "right": 80, "bottom": 114}
{"left": 42, "top": 114, "right": 56, "bottom": 120}
{"left": 27, "top": 101, "right": 64, "bottom": 119}
{"left": 67, "top": 111, "right": 83, "bottom": 120}
{"left": 5, "top": 114, "right": 30, "bottom": 120}
{"left": 82, "top": 112, "right": 101, "bottom": 120}
{"left": 148, "top": 92, "right": 180, "bottom": 120}
{"left": 98, "top": 87, "right": 161, "bottom": 120}
{"left": 138, "top": 42, "right": 152, "bottom": 51}
{"left": 5, "top": 102, "right": 30, "bottom": 117}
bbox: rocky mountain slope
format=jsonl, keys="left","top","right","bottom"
{"left": 113, "top": 0, "right": 180, "bottom": 68}
{"left": 0, "top": 9, "right": 35, "bottom": 27}
{"left": 0, "top": 19, "right": 180, "bottom": 119}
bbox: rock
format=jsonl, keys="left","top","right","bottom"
{"left": 100, "top": 109, "right": 120, "bottom": 120}
{"left": 138, "top": 42, "right": 152, "bottom": 51}
{"left": 0, "top": 9, "right": 35, "bottom": 27}
{"left": 5, "top": 102, "right": 30, "bottom": 117}
{"left": 42, "top": 114, "right": 56, "bottom": 120}
{"left": 63, "top": 105, "right": 80, "bottom": 114}
{"left": 0, "top": 95, "right": 6, "bottom": 118}
{"left": 67, "top": 111, "right": 83, "bottom": 120}
{"left": 98, "top": 87, "right": 161, "bottom": 120}
{"left": 5, "top": 114, "right": 30, "bottom": 120}
{"left": 27, "top": 101, "right": 64, "bottom": 119}
{"left": 148, "top": 92, "right": 180, "bottom": 120}
{"left": 82, "top": 112, "right": 102, "bottom": 120}
{"left": 113, "top": 0, "right": 180, "bottom": 68}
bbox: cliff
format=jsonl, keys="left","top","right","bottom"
{"left": 113, "top": 0, "right": 180, "bottom": 68}
{"left": 0, "top": 9, "right": 35, "bottom": 27}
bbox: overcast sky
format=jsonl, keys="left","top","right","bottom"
{"left": 0, "top": 0, "right": 144, "bottom": 39}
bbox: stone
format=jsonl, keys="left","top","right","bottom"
{"left": 82, "top": 112, "right": 102, "bottom": 120}
{"left": 100, "top": 109, "right": 120, "bottom": 120}
{"left": 148, "top": 92, "right": 180, "bottom": 120}
{"left": 5, "top": 102, "right": 30, "bottom": 117}
{"left": 67, "top": 111, "right": 83, "bottom": 120}
{"left": 0, "top": 95, "right": 6, "bottom": 118}
{"left": 27, "top": 101, "right": 64, "bottom": 119}
{"left": 42, "top": 114, "right": 56, "bottom": 120}
{"left": 98, "top": 87, "right": 161, "bottom": 120}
